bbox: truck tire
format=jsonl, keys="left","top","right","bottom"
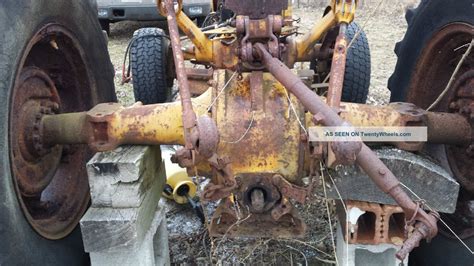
{"left": 311, "top": 22, "right": 371, "bottom": 103}
{"left": 131, "top": 28, "right": 174, "bottom": 104}
{"left": 388, "top": 1, "right": 473, "bottom": 265}
{"left": 0, "top": 0, "right": 116, "bottom": 265}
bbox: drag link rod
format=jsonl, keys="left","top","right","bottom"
{"left": 163, "top": 0, "right": 197, "bottom": 148}
{"left": 326, "top": 23, "right": 348, "bottom": 108}
{"left": 254, "top": 43, "right": 438, "bottom": 259}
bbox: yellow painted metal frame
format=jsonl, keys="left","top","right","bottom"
{"left": 44, "top": 71, "right": 427, "bottom": 179}
{"left": 156, "top": 0, "right": 356, "bottom": 66}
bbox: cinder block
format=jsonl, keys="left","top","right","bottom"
{"left": 81, "top": 176, "right": 163, "bottom": 253}
{"left": 336, "top": 200, "right": 405, "bottom": 245}
{"left": 81, "top": 145, "right": 165, "bottom": 253}
{"left": 153, "top": 215, "right": 170, "bottom": 266}
{"left": 336, "top": 224, "right": 408, "bottom": 266}
{"left": 87, "top": 145, "right": 162, "bottom": 208}
{"left": 88, "top": 201, "right": 169, "bottom": 266}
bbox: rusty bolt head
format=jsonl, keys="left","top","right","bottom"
{"left": 218, "top": 156, "right": 231, "bottom": 166}
{"left": 312, "top": 113, "right": 325, "bottom": 124}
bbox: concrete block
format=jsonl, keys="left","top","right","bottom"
{"left": 81, "top": 179, "right": 163, "bottom": 253}
{"left": 87, "top": 145, "right": 163, "bottom": 208}
{"left": 154, "top": 215, "right": 170, "bottom": 266}
{"left": 328, "top": 148, "right": 459, "bottom": 213}
{"left": 336, "top": 201, "right": 405, "bottom": 245}
{"left": 336, "top": 224, "right": 408, "bottom": 266}
{"left": 89, "top": 201, "right": 169, "bottom": 266}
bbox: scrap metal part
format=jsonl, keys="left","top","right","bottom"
{"left": 25, "top": 0, "right": 473, "bottom": 259}
{"left": 209, "top": 196, "right": 306, "bottom": 238}
{"left": 253, "top": 43, "right": 440, "bottom": 259}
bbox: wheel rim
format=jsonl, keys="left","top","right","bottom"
{"left": 405, "top": 23, "right": 473, "bottom": 191}
{"left": 9, "top": 24, "right": 95, "bottom": 240}
{"left": 404, "top": 23, "right": 474, "bottom": 238}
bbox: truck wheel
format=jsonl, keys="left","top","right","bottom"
{"left": 0, "top": 0, "right": 116, "bottom": 264}
{"left": 311, "top": 22, "right": 371, "bottom": 103}
{"left": 388, "top": 0, "right": 473, "bottom": 265}
{"left": 131, "top": 28, "right": 174, "bottom": 104}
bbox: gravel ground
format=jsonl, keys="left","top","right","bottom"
{"left": 105, "top": 2, "right": 418, "bottom": 264}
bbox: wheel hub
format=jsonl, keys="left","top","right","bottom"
{"left": 11, "top": 67, "right": 62, "bottom": 196}
{"left": 9, "top": 24, "right": 94, "bottom": 240}
{"left": 404, "top": 23, "right": 474, "bottom": 192}
{"left": 403, "top": 22, "right": 474, "bottom": 239}
{"left": 447, "top": 70, "right": 474, "bottom": 192}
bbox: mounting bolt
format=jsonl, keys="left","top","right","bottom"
{"left": 312, "top": 113, "right": 325, "bottom": 125}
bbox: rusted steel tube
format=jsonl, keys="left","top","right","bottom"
{"left": 41, "top": 90, "right": 212, "bottom": 150}
{"left": 355, "top": 146, "right": 414, "bottom": 208}
{"left": 255, "top": 43, "right": 344, "bottom": 127}
{"left": 396, "top": 222, "right": 431, "bottom": 260}
{"left": 306, "top": 103, "right": 473, "bottom": 146}
{"left": 164, "top": 0, "right": 197, "bottom": 147}
{"left": 295, "top": 11, "right": 337, "bottom": 57}
{"left": 423, "top": 112, "right": 472, "bottom": 145}
{"left": 327, "top": 24, "right": 348, "bottom": 108}
{"left": 42, "top": 112, "right": 89, "bottom": 145}
{"left": 254, "top": 43, "right": 438, "bottom": 257}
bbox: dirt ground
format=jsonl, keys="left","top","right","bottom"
{"left": 106, "top": 1, "right": 418, "bottom": 264}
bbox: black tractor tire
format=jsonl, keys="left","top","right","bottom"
{"left": 0, "top": 0, "right": 116, "bottom": 265}
{"left": 131, "top": 28, "right": 174, "bottom": 104}
{"left": 311, "top": 22, "right": 371, "bottom": 103}
{"left": 99, "top": 19, "right": 110, "bottom": 35}
{"left": 387, "top": 0, "right": 474, "bottom": 265}
{"left": 388, "top": 0, "right": 473, "bottom": 102}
